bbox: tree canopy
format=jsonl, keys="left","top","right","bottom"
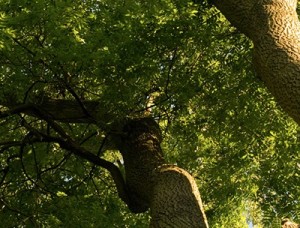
{"left": 0, "top": 0, "right": 299, "bottom": 227}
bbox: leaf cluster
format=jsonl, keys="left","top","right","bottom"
{"left": 0, "top": 0, "right": 299, "bottom": 227}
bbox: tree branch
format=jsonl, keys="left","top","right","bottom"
{"left": 213, "top": 0, "right": 300, "bottom": 125}
{"left": 0, "top": 99, "right": 114, "bottom": 126}
{"left": 7, "top": 104, "right": 131, "bottom": 207}
{"left": 39, "top": 132, "right": 131, "bottom": 207}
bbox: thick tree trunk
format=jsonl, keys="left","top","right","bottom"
{"left": 114, "top": 118, "right": 209, "bottom": 227}
{"left": 213, "top": 0, "right": 300, "bottom": 125}
{"left": 150, "top": 165, "right": 208, "bottom": 227}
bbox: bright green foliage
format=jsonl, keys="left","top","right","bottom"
{"left": 0, "top": 0, "right": 299, "bottom": 227}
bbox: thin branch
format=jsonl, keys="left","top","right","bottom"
{"left": 12, "top": 38, "right": 36, "bottom": 57}
{"left": 0, "top": 197, "right": 29, "bottom": 218}
{"left": 80, "top": 131, "right": 97, "bottom": 145}
{"left": 61, "top": 72, "right": 93, "bottom": 121}
{"left": 31, "top": 144, "right": 40, "bottom": 179}
{"left": 40, "top": 152, "right": 71, "bottom": 175}
{"left": 165, "top": 47, "right": 178, "bottom": 98}
{"left": 23, "top": 80, "right": 49, "bottom": 103}
{"left": 0, "top": 167, "right": 9, "bottom": 186}
{"left": 19, "top": 133, "right": 38, "bottom": 186}
{"left": 91, "top": 176, "right": 102, "bottom": 197}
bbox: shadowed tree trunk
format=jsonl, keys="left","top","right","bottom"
{"left": 213, "top": 0, "right": 300, "bottom": 125}
{"left": 114, "top": 118, "right": 208, "bottom": 227}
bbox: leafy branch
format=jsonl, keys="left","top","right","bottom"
{"left": 0, "top": 103, "right": 132, "bottom": 208}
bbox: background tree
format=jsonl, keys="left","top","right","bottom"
{"left": 213, "top": 0, "right": 300, "bottom": 125}
{"left": 0, "top": 0, "right": 299, "bottom": 227}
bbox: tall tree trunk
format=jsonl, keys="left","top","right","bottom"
{"left": 114, "top": 118, "right": 209, "bottom": 227}
{"left": 213, "top": 0, "right": 300, "bottom": 125}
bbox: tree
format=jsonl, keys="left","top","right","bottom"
{"left": 0, "top": 0, "right": 299, "bottom": 227}
{"left": 213, "top": 0, "right": 300, "bottom": 125}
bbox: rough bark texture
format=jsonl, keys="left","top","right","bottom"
{"left": 150, "top": 165, "right": 207, "bottom": 228}
{"left": 114, "top": 118, "right": 209, "bottom": 227}
{"left": 213, "top": 0, "right": 300, "bottom": 125}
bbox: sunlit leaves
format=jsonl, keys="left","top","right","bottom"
{"left": 0, "top": 0, "right": 299, "bottom": 227}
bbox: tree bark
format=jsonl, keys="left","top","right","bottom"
{"left": 213, "top": 0, "right": 300, "bottom": 125}
{"left": 114, "top": 118, "right": 209, "bottom": 227}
